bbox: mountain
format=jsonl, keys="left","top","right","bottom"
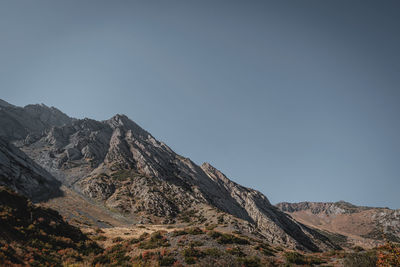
{"left": 0, "top": 99, "right": 337, "bottom": 252}
{"left": 2, "top": 99, "right": 399, "bottom": 266}
{"left": 0, "top": 99, "right": 74, "bottom": 142}
{"left": 0, "top": 138, "right": 62, "bottom": 201}
{"left": 276, "top": 201, "right": 400, "bottom": 247}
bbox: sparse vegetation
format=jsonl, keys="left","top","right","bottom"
{"left": 205, "top": 224, "right": 217, "bottom": 230}
{"left": 284, "top": 251, "right": 325, "bottom": 265}
{"left": 183, "top": 246, "right": 204, "bottom": 264}
{"left": 208, "top": 231, "right": 250, "bottom": 245}
{"left": 237, "top": 256, "right": 261, "bottom": 267}
{"left": 254, "top": 242, "right": 275, "bottom": 256}
{"left": 111, "top": 169, "right": 133, "bottom": 181}
{"left": 344, "top": 251, "right": 377, "bottom": 267}
{"left": 203, "top": 247, "right": 224, "bottom": 257}
{"left": 138, "top": 231, "right": 170, "bottom": 249}
{"left": 171, "top": 229, "right": 188, "bottom": 236}
{"left": 159, "top": 256, "right": 176, "bottom": 266}
{"left": 226, "top": 246, "right": 246, "bottom": 257}
{"left": 0, "top": 186, "right": 102, "bottom": 266}
{"left": 187, "top": 227, "right": 203, "bottom": 235}
{"left": 377, "top": 240, "right": 400, "bottom": 267}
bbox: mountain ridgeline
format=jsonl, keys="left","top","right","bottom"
{"left": 3, "top": 99, "right": 398, "bottom": 257}
{"left": 0, "top": 99, "right": 338, "bottom": 252}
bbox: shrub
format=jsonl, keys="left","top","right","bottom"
{"left": 184, "top": 256, "right": 196, "bottom": 264}
{"left": 284, "top": 251, "right": 307, "bottom": 265}
{"left": 203, "top": 248, "right": 223, "bottom": 257}
{"left": 254, "top": 243, "right": 275, "bottom": 256}
{"left": 160, "top": 256, "right": 176, "bottom": 266}
{"left": 187, "top": 227, "right": 203, "bottom": 235}
{"left": 171, "top": 230, "right": 188, "bottom": 237}
{"left": 93, "top": 235, "right": 107, "bottom": 241}
{"left": 237, "top": 256, "right": 261, "bottom": 267}
{"left": 284, "top": 251, "right": 326, "bottom": 265}
{"left": 208, "top": 231, "right": 250, "bottom": 245}
{"left": 217, "top": 215, "right": 224, "bottom": 224}
{"left": 138, "top": 231, "right": 169, "bottom": 249}
{"left": 92, "top": 244, "right": 130, "bottom": 266}
{"left": 205, "top": 224, "right": 217, "bottom": 230}
{"left": 183, "top": 246, "right": 203, "bottom": 258}
{"left": 128, "top": 238, "right": 140, "bottom": 244}
{"left": 377, "top": 241, "right": 400, "bottom": 267}
{"left": 344, "top": 251, "right": 377, "bottom": 267}
{"left": 353, "top": 246, "right": 365, "bottom": 252}
{"left": 112, "top": 237, "right": 123, "bottom": 243}
{"left": 188, "top": 241, "right": 203, "bottom": 247}
{"left": 226, "top": 247, "right": 246, "bottom": 257}
{"left": 94, "top": 228, "right": 104, "bottom": 234}
{"left": 111, "top": 170, "right": 132, "bottom": 181}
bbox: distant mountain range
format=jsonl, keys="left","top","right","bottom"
{"left": 0, "top": 98, "right": 398, "bottom": 266}
{"left": 276, "top": 201, "right": 400, "bottom": 248}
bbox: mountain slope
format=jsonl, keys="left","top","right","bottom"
{"left": 0, "top": 138, "right": 62, "bottom": 201}
{"left": 8, "top": 107, "right": 336, "bottom": 252}
{"left": 0, "top": 99, "right": 74, "bottom": 142}
{"left": 276, "top": 201, "right": 400, "bottom": 247}
{"left": 0, "top": 186, "right": 102, "bottom": 266}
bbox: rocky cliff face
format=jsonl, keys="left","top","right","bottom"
{"left": 0, "top": 99, "right": 74, "bottom": 142}
{"left": 0, "top": 138, "right": 62, "bottom": 201}
{"left": 1, "top": 99, "right": 339, "bottom": 251}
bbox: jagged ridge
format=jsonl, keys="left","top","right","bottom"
{"left": 1, "top": 99, "right": 338, "bottom": 251}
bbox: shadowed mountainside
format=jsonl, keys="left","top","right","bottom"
{"left": 0, "top": 138, "right": 62, "bottom": 201}
{"left": 0, "top": 186, "right": 102, "bottom": 266}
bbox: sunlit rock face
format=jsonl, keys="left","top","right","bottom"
{"left": 0, "top": 98, "right": 338, "bottom": 251}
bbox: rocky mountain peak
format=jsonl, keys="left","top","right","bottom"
{"left": 0, "top": 100, "right": 342, "bottom": 251}
{"left": 0, "top": 99, "right": 15, "bottom": 109}
{"left": 0, "top": 99, "right": 74, "bottom": 141}
{"left": 105, "top": 114, "right": 151, "bottom": 139}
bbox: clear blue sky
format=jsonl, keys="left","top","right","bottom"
{"left": 1, "top": 1, "right": 399, "bottom": 208}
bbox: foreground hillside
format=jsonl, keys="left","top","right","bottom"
{"left": 2, "top": 185, "right": 400, "bottom": 266}
{"left": 0, "top": 186, "right": 102, "bottom": 266}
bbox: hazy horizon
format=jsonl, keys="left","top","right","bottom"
{"left": 1, "top": 1, "right": 399, "bottom": 209}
